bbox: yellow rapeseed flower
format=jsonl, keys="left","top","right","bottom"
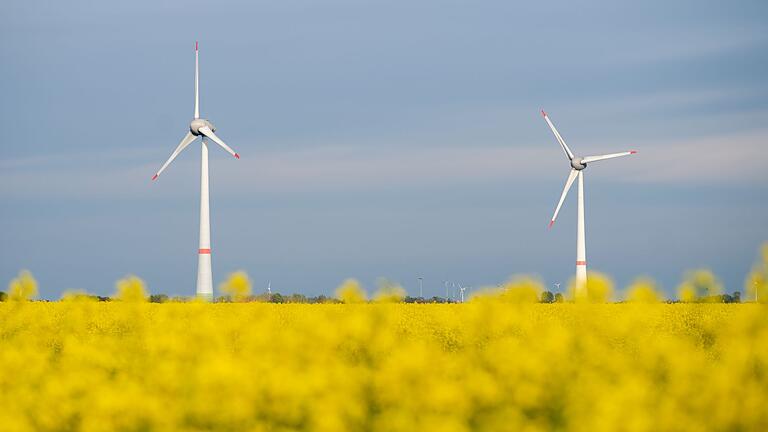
{"left": 335, "top": 278, "right": 367, "bottom": 303}
{"left": 7, "top": 269, "right": 38, "bottom": 301}
{"left": 114, "top": 275, "right": 148, "bottom": 302}
{"left": 218, "top": 270, "right": 252, "bottom": 302}
{"left": 625, "top": 277, "right": 663, "bottom": 303}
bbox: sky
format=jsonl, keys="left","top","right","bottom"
{"left": 1, "top": 0, "right": 767, "bottom": 299}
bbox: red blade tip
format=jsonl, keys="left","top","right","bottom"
{"left": 548, "top": 220, "right": 555, "bottom": 228}
{"left": 195, "top": 41, "right": 198, "bottom": 51}
{"left": 152, "top": 174, "right": 158, "bottom": 181}
{"left": 234, "top": 153, "right": 240, "bottom": 159}
{"left": 630, "top": 150, "right": 637, "bottom": 154}
{"left": 541, "top": 109, "right": 547, "bottom": 117}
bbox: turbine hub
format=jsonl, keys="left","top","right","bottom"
{"left": 190, "top": 118, "right": 216, "bottom": 135}
{"left": 571, "top": 157, "right": 586, "bottom": 170}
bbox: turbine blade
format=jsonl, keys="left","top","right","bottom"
{"left": 541, "top": 110, "right": 575, "bottom": 160}
{"left": 549, "top": 169, "right": 579, "bottom": 227}
{"left": 199, "top": 126, "right": 240, "bottom": 159}
{"left": 194, "top": 41, "right": 200, "bottom": 119}
{"left": 152, "top": 132, "right": 197, "bottom": 180}
{"left": 581, "top": 151, "right": 637, "bottom": 164}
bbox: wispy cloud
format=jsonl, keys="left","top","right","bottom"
{"left": 1, "top": 129, "right": 765, "bottom": 200}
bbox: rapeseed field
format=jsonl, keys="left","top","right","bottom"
{"left": 1, "top": 301, "right": 766, "bottom": 432}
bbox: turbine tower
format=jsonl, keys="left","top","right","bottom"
{"left": 152, "top": 42, "right": 240, "bottom": 300}
{"left": 541, "top": 110, "right": 635, "bottom": 298}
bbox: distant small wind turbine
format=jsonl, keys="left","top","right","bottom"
{"left": 541, "top": 110, "right": 635, "bottom": 297}
{"left": 458, "top": 283, "right": 467, "bottom": 303}
{"left": 152, "top": 42, "right": 240, "bottom": 300}
{"left": 267, "top": 281, "right": 272, "bottom": 295}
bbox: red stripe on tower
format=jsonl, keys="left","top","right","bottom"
{"left": 576, "top": 261, "right": 587, "bottom": 266}
{"left": 199, "top": 248, "right": 211, "bottom": 254}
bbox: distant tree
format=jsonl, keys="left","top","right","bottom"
{"left": 540, "top": 291, "right": 555, "bottom": 303}
{"left": 288, "top": 293, "right": 307, "bottom": 303}
{"left": 0, "top": 291, "right": 6, "bottom": 302}
{"left": 309, "top": 295, "right": 330, "bottom": 304}
{"left": 149, "top": 294, "right": 169, "bottom": 303}
{"left": 404, "top": 296, "right": 426, "bottom": 303}
{"left": 733, "top": 291, "right": 741, "bottom": 303}
{"left": 270, "top": 293, "right": 285, "bottom": 303}
{"left": 554, "top": 293, "right": 564, "bottom": 303}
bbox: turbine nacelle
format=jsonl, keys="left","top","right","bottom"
{"left": 570, "top": 157, "right": 586, "bottom": 170}
{"left": 190, "top": 118, "right": 216, "bottom": 136}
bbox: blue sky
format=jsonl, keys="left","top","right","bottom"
{"left": 2, "top": 0, "right": 767, "bottom": 299}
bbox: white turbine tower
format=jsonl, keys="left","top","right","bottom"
{"left": 152, "top": 42, "right": 240, "bottom": 300}
{"left": 541, "top": 110, "right": 635, "bottom": 298}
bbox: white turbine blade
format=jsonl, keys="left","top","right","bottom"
{"left": 152, "top": 132, "right": 197, "bottom": 180}
{"left": 194, "top": 41, "right": 200, "bottom": 119}
{"left": 199, "top": 126, "right": 240, "bottom": 159}
{"left": 541, "top": 110, "right": 575, "bottom": 160}
{"left": 581, "top": 150, "right": 637, "bottom": 164}
{"left": 549, "top": 169, "right": 579, "bottom": 228}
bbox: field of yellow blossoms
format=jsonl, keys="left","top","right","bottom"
{"left": 1, "top": 300, "right": 766, "bottom": 432}
{"left": 1, "top": 245, "right": 766, "bottom": 431}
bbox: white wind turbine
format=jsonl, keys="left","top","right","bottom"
{"left": 152, "top": 42, "right": 240, "bottom": 300}
{"left": 457, "top": 283, "right": 468, "bottom": 303}
{"left": 541, "top": 110, "right": 635, "bottom": 298}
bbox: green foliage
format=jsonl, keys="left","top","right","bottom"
{"left": 150, "top": 294, "right": 169, "bottom": 303}
{"left": 540, "top": 291, "right": 555, "bottom": 303}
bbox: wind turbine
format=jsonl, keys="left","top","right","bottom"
{"left": 541, "top": 110, "right": 635, "bottom": 298}
{"left": 457, "top": 283, "right": 467, "bottom": 303}
{"left": 152, "top": 42, "right": 240, "bottom": 300}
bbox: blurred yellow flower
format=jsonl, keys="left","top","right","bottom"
{"left": 7, "top": 269, "right": 38, "bottom": 301}
{"left": 625, "top": 277, "right": 662, "bottom": 303}
{"left": 374, "top": 279, "right": 406, "bottom": 303}
{"left": 218, "top": 270, "right": 252, "bottom": 302}
{"left": 472, "top": 276, "right": 542, "bottom": 304}
{"left": 569, "top": 271, "right": 614, "bottom": 303}
{"left": 114, "top": 275, "right": 148, "bottom": 302}
{"left": 677, "top": 269, "right": 722, "bottom": 302}
{"left": 745, "top": 242, "right": 768, "bottom": 303}
{"left": 335, "top": 278, "right": 367, "bottom": 303}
